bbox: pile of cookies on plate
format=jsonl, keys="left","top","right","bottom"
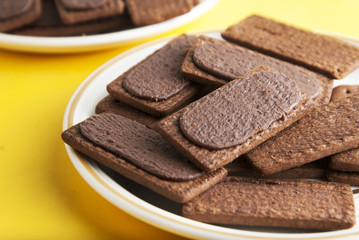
{"left": 0, "top": 0, "right": 199, "bottom": 36}
{"left": 62, "top": 15, "right": 359, "bottom": 230}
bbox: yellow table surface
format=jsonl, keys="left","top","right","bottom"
{"left": 2, "top": 0, "right": 359, "bottom": 239}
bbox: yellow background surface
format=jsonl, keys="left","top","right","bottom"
{"left": 1, "top": 0, "right": 359, "bottom": 239}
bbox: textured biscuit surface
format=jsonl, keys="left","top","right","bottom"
{"left": 226, "top": 157, "right": 327, "bottom": 179}
{"left": 327, "top": 168, "right": 359, "bottom": 186}
{"left": 222, "top": 15, "right": 359, "bottom": 79}
{"left": 330, "top": 148, "right": 359, "bottom": 172}
{"left": 248, "top": 94, "right": 359, "bottom": 175}
{"left": 183, "top": 177, "right": 355, "bottom": 230}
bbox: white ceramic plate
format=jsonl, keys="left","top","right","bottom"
{"left": 0, "top": 0, "right": 218, "bottom": 53}
{"left": 63, "top": 30, "right": 359, "bottom": 240}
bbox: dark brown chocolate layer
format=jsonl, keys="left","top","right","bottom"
{"left": 180, "top": 67, "right": 300, "bottom": 149}
{"left": 183, "top": 177, "right": 356, "bottom": 230}
{"left": 80, "top": 113, "right": 202, "bottom": 181}
{"left": 248, "top": 94, "right": 359, "bottom": 175}
{"left": 61, "top": 121, "right": 227, "bottom": 203}
{"left": 122, "top": 35, "right": 195, "bottom": 101}
{"left": 222, "top": 15, "right": 359, "bottom": 79}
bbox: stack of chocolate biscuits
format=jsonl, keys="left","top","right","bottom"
{"left": 0, "top": 0, "right": 199, "bottom": 36}
{"left": 62, "top": 15, "right": 359, "bottom": 231}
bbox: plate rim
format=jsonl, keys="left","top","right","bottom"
{"left": 0, "top": 0, "right": 219, "bottom": 53}
{"left": 62, "top": 29, "right": 359, "bottom": 240}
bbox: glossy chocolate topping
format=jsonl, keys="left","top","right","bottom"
{"left": 192, "top": 39, "right": 321, "bottom": 99}
{"left": 180, "top": 68, "right": 300, "bottom": 149}
{"left": 0, "top": 0, "right": 33, "bottom": 20}
{"left": 61, "top": 0, "right": 106, "bottom": 10}
{"left": 122, "top": 35, "right": 195, "bottom": 101}
{"left": 80, "top": 113, "right": 202, "bottom": 181}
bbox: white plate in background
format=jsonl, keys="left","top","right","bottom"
{"left": 0, "top": 0, "right": 219, "bottom": 53}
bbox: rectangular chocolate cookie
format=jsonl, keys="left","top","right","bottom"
{"left": 181, "top": 35, "right": 333, "bottom": 106}
{"left": 55, "top": 0, "right": 125, "bottom": 24}
{"left": 157, "top": 66, "right": 313, "bottom": 172}
{"left": 62, "top": 118, "right": 227, "bottom": 203}
{"left": 12, "top": 0, "right": 132, "bottom": 36}
{"left": 226, "top": 156, "right": 327, "bottom": 179}
{"left": 247, "top": 94, "right": 359, "bottom": 175}
{"left": 0, "top": 0, "right": 42, "bottom": 32}
{"left": 183, "top": 177, "right": 356, "bottom": 230}
{"left": 221, "top": 15, "right": 359, "bottom": 79}
{"left": 95, "top": 95, "right": 162, "bottom": 130}
{"left": 106, "top": 35, "right": 202, "bottom": 116}
{"left": 125, "top": 0, "right": 198, "bottom": 25}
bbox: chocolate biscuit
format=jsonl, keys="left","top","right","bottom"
{"left": 181, "top": 36, "right": 332, "bottom": 105}
{"left": 107, "top": 35, "right": 202, "bottom": 116}
{"left": 247, "top": 94, "right": 359, "bottom": 175}
{"left": 331, "top": 85, "right": 359, "bottom": 101}
{"left": 327, "top": 168, "right": 359, "bottom": 186}
{"left": 157, "top": 67, "right": 313, "bottom": 171}
{"left": 80, "top": 113, "right": 202, "bottom": 181}
{"left": 330, "top": 147, "right": 359, "bottom": 172}
{"left": 0, "top": 0, "right": 41, "bottom": 32}
{"left": 95, "top": 95, "right": 162, "bottom": 130}
{"left": 55, "top": 0, "right": 125, "bottom": 24}
{"left": 226, "top": 157, "right": 327, "bottom": 179}
{"left": 13, "top": 0, "right": 132, "bottom": 36}
{"left": 125, "top": 0, "right": 197, "bottom": 26}
{"left": 183, "top": 177, "right": 356, "bottom": 230}
{"left": 221, "top": 15, "right": 359, "bottom": 79}
{"left": 61, "top": 113, "right": 227, "bottom": 203}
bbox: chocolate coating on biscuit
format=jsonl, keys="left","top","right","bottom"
{"left": 80, "top": 113, "right": 202, "bottom": 181}
{"left": 180, "top": 69, "right": 300, "bottom": 149}
{"left": 0, "top": 0, "right": 33, "bottom": 20}
{"left": 122, "top": 35, "right": 195, "bottom": 101}
{"left": 61, "top": 0, "right": 106, "bottom": 10}
{"left": 193, "top": 40, "right": 321, "bottom": 99}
